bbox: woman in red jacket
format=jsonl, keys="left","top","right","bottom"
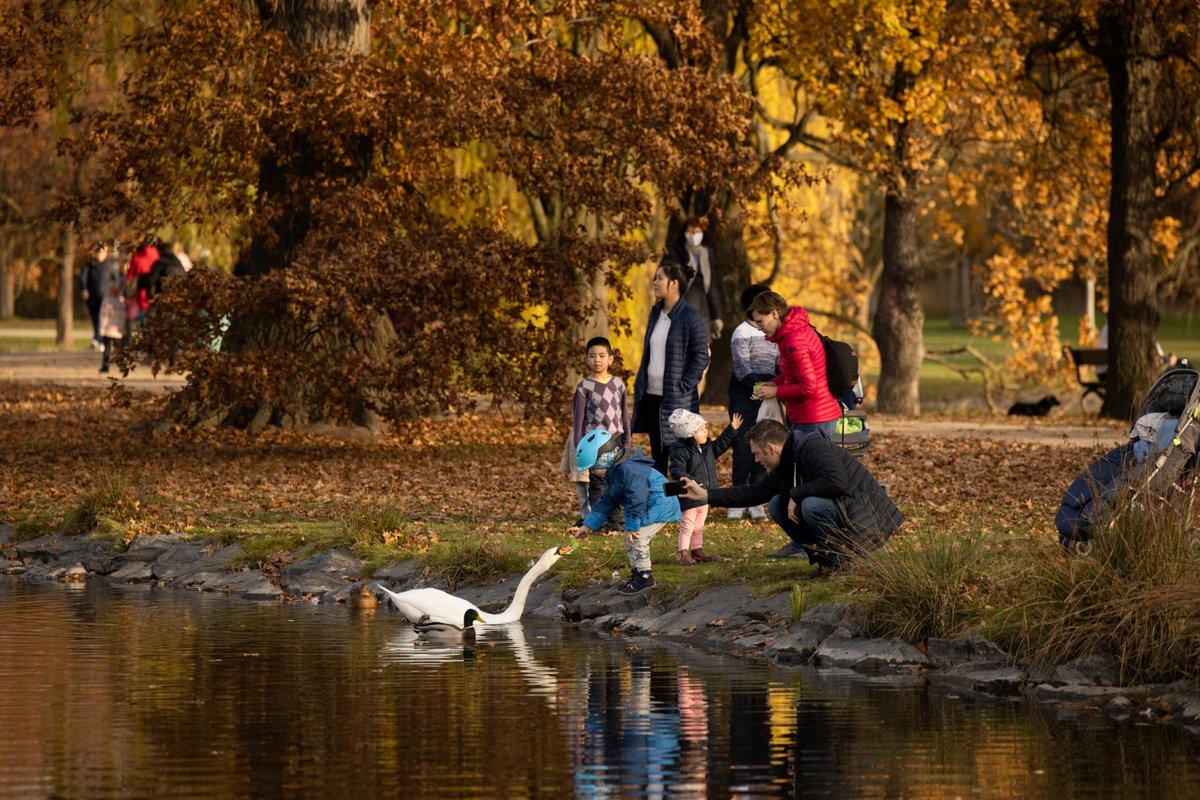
{"left": 745, "top": 291, "right": 841, "bottom": 440}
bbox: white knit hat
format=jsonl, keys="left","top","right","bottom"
{"left": 668, "top": 408, "right": 707, "bottom": 439}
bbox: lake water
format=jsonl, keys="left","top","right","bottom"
{"left": 2, "top": 577, "right": 1198, "bottom": 799}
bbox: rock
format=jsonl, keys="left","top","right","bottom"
{"left": 63, "top": 563, "right": 88, "bottom": 583}
{"left": 1104, "top": 695, "right": 1136, "bottom": 720}
{"left": 566, "top": 585, "right": 651, "bottom": 620}
{"left": 928, "top": 663, "right": 1027, "bottom": 697}
{"left": 81, "top": 540, "right": 118, "bottom": 575}
{"left": 122, "top": 532, "right": 189, "bottom": 563}
{"left": 16, "top": 534, "right": 87, "bottom": 563}
{"left": 109, "top": 561, "right": 155, "bottom": 583}
{"left": 281, "top": 549, "right": 362, "bottom": 584}
{"left": 925, "top": 635, "right": 1009, "bottom": 669}
{"left": 150, "top": 542, "right": 209, "bottom": 580}
{"left": 202, "top": 570, "right": 282, "bottom": 600}
{"left": 634, "top": 586, "right": 758, "bottom": 637}
{"left": 3, "top": 560, "right": 26, "bottom": 575}
{"left": 372, "top": 561, "right": 423, "bottom": 586}
{"left": 160, "top": 544, "right": 244, "bottom": 587}
{"left": 0, "top": 522, "right": 13, "bottom": 543}
{"left": 287, "top": 571, "right": 349, "bottom": 598}
{"left": 763, "top": 622, "right": 835, "bottom": 665}
{"left": 799, "top": 602, "right": 870, "bottom": 638}
{"left": 812, "top": 632, "right": 930, "bottom": 674}
{"left": 1025, "top": 683, "right": 1141, "bottom": 704}
{"left": 1050, "top": 653, "right": 1120, "bottom": 686}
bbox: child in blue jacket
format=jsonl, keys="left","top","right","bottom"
{"left": 571, "top": 430, "right": 680, "bottom": 595}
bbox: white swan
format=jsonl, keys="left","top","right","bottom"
{"left": 376, "top": 545, "right": 571, "bottom": 626}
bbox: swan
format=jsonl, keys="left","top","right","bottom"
{"left": 413, "top": 609, "right": 484, "bottom": 643}
{"left": 377, "top": 545, "right": 571, "bottom": 626}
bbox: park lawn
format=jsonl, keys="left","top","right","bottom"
{"left": 0, "top": 316, "right": 96, "bottom": 352}
{"left": 861, "top": 313, "right": 1200, "bottom": 409}
{"left": 0, "top": 381, "right": 1106, "bottom": 598}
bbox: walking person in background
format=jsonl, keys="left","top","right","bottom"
{"left": 668, "top": 409, "right": 741, "bottom": 565}
{"left": 96, "top": 257, "right": 125, "bottom": 373}
{"left": 745, "top": 291, "right": 841, "bottom": 440}
{"left": 632, "top": 257, "right": 710, "bottom": 475}
{"left": 80, "top": 242, "right": 114, "bottom": 350}
{"left": 667, "top": 217, "right": 723, "bottom": 343}
{"left": 123, "top": 241, "right": 159, "bottom": 345}
{"left": 727, "top": 283, "right": 777, "bottom": 519}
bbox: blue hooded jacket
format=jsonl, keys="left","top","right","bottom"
{"left": 583, "top": 451, "right": 681, "bottom": 533}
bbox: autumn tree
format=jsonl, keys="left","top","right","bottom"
{"left": 1020, "top": 0, "right": 1200, "bottom": 419}
{"left": 756, "top": 0, "right": 1039, "bottom": 415}
{"left": 53, "top": 0, "right": 763, "bottom": 428}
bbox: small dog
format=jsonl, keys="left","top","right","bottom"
{"left": 1007, "top": 395, "right": 1060, "bottom": 417}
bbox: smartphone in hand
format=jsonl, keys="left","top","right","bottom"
{"left": 663, "top": 480, "right": 686, "bottom": 497}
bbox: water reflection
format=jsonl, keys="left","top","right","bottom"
{"left": 1, "top": 577, "right": 1199, "bottom": 799}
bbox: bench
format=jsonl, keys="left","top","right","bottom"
{"left": 1064, "top": 346, "right": 1107, "bottom": 404}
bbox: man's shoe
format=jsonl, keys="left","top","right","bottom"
{"left": 618, "top": 570, "right": 655, "bottom": 595}
{"left": 726, "top": 507, "right": 746, "bottom": 520}
{"left": 765, "top": 541, "right": 806, "bottom": 559}
{"left": 748, "top": 505, "right": 766, "bottom": 519}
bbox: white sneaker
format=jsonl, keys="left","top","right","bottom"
{"left": 748, "top": 505, "right": 766, "bottom": 519}
{"left": 90, "top": 339, "right": 102, "bottom": 351}
{"left": 727, "top": 507, "right": 746, "bottom": 520}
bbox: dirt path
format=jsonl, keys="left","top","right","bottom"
{"left": 1, "top": 345, "right": 1125, "bottom": 447}
{"left": 0, "top": 349, "right": 185, "bottom": 392}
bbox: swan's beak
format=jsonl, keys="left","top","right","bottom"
{"left": 557, "top": 546, "right": 573, "bottom": 556}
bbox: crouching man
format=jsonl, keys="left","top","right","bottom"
{"left": 681, "top": 419, "right": 903, "bottom": 574}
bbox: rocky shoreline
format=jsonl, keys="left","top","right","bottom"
{"left": 4, "top": 525, "right": 1198, "bottom": 734}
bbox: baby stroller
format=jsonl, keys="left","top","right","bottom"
{"left": 832, "top": 377, "right": 870, "bottom": 455}
{"left": 1055, "top": 361, "right": 1199, "bottom": 552}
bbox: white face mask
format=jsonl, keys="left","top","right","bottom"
{"left": 686, "top": 231, "right": 703, "bottom": 247}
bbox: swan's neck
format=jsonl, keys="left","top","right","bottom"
{"left": 488, "top": 558, "right": 553, "bottom": 624}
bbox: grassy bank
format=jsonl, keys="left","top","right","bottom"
{"left": 2, "top": 382, "right": 1196, "bottom": 684}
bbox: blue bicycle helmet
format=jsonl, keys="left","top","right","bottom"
{"left": 576, "top": 429, "right": 621, "bottom": 470}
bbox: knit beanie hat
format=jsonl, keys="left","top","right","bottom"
{"left": 668, "top": 408, "right": 707, "bottom": 439}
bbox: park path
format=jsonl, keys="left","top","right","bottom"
{"left": 0, "top": 329, "right": 186, "bottom": 392}
{"left": 2, "top": 330, "right": 1124, "bottom": 447}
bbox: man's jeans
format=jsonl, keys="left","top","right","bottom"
{"left": 790, "top": 420, "right": 837, "bottom": 441}
{"left": 767, "top": 494, "right": 844, "bottom": 568}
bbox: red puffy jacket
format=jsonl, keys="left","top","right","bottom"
{"left": 766, "top": 306, "right": 841, "bottom": 425}
{"left": 126, "top": 245, "right": 159, "bottom": 313}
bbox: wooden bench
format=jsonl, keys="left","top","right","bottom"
{"left": 1064, "top": 346, "right": 1108, "bottom": 404}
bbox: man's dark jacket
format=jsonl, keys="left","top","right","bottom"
{"left": 708, "top": 432, "right": 904, "bottom": 548}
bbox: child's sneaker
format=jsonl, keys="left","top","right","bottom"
{"left": 618, "top": 570, "right": 655, "bottom": 595}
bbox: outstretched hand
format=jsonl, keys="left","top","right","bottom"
{"left": 680, "top": 477, "right": 708, "bottom": 503}
{"left": 570, "top": 525, "right": 592, "bottom": 540}
{"left": 731, "top": 412, "right": 744, "bottom": 430}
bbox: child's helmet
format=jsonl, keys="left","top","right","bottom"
{"left": 576, "top": 429, "right": 622, "bottom": 470}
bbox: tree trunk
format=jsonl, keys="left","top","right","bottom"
{"left": 872, "top": 190, "right": 925, "bottom": 415}
{"left": 56, "top": 226, "right": 75, "bottom": 346}
{"left": 0, "top": 238, "right": 13, "bottom": 319}
{"left": 237, "top": 0, "right": 372, "bottom": 279}
{"left": 700, "top": 199, "right": 751, "bottom": 406}
{"left": 1098, "top": 1, "right": 1161, "bottom": 420}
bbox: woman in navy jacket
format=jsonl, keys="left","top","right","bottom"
{"left": 632, "top": 257, "right": 710, "bottom": 475}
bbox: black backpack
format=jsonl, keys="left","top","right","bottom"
{"left": 812, "top": 326, "right": 858, "bottom": 399}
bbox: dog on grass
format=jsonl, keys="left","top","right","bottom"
{"left": 1007, "top": 395, "right": 1060, "bottom": 417}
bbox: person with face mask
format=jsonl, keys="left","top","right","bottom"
{"left": 667, "top": 216, "right": 724, "bottom": 342}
